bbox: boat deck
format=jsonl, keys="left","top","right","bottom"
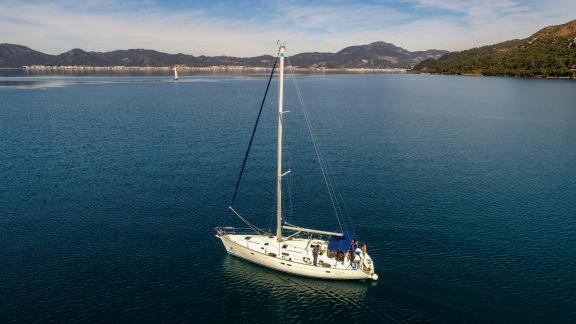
{"left": 226, "top": 233, "right": 369, "bottom": 271}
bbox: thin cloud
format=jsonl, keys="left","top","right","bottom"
{"left": 0, "top": 0, "right": 573, "bottom": 56}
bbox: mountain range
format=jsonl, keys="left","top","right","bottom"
{"left": 0, "top": 42, "right": 447, "bottom": 69}
{"left": 413, "top": 19, "right": 576, "bottom": 78}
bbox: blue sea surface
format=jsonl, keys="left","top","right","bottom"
{"left": 1, "top": 73, "right": 575, "bottom": 323}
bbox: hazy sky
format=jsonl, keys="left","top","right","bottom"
{"left": 1, "top": 0, "right": 574, "bottom": 56}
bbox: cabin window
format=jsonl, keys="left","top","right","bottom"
{"left": 264, "top": 243, "right": 269, "bottom": 246}
{"left": 282, "top": 244, "right": 288, "bottom": 249}
{"left": 268, "top": 253, "right": 277, "bottom": 257}
{"left": 245, "top": 236, "right": 251, "bottom": 240}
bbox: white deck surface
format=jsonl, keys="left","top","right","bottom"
{"left": 218, "top": 232, "right": 377, "bottom": 280}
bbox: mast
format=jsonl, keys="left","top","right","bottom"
{"left": 276, "top": 45, "right": 285, "bottom": 241}
{"left": 174, "top": 67, "right": 178, "bottom": 80}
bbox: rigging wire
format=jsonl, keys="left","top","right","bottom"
{"left": 229, "top": 207, "right": 267, "bottom": 235}
{"left": 221, "top": 47, "right": 354, "bottom": 236}
{"left": 285, "top": 57, "right": 348, "bottom": 233}
{"left": 223, "top": 58, "right": 277, "bottom": 230}
{"left": 282, "top": 102, "right": 295, "bottom": 225}
{"left": 227, "top": 59, "right": 277, "bottom": 208}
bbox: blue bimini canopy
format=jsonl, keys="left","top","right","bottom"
{"left": 328, "top": 230, "right": 354, "bottom": 252}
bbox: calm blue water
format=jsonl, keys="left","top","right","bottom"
{"left": 1, "top": 73, "right": 575, "bottom": 323}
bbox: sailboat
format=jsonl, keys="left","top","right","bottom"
{"left": 174, "top": 67, "right": 179, "bottom": 80}
{"left": 215, "top": 45, "right": 378, "bottom": 281}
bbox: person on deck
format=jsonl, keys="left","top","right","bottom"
{"left": 312, "top": 244, "right": 319, "bottom": 266}
{"left": 336, "top": 251, "right": 345, "bottom": 263}
{"left": 348, "top": 243, "right": 356, "bottom": 267}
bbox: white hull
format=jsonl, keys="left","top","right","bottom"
{"left": 217, "top": 232, "right": 377, "bottom": 281}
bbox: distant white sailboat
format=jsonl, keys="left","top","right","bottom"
{"left": 215, "top": 44, "right": 378, "bottom": 281}
{"left": 173, "top": 67, "right": 178, "bottom": 80}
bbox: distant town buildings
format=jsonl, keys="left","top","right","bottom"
{"left": 23, "top": 65, "right": 407, "bottom": 73}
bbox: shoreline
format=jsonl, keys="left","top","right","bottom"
{"left": 21, "top": 65, "right": 407, "bottom": 73}
{"left": 9, "top": 66, "right": 573, "bottom": 79}
{"left": 409, "top": 70, "right": 576, "bottom": 80}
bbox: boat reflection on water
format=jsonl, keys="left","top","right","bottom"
{"left": 221, "top": 255, "right": 385, "bottom": 321}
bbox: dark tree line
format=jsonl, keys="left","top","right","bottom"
{"left": 413, "top": 36, "right": 576, "bottom": 78}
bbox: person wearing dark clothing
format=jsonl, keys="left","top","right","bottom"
{"left": 312, "top": 244, "right": 319, "bottom": 266}
{"left": 336, "top": 251, "right": 344, "bottom": 262}
{"left": 348, "top": 246, "right": 355, "bottom": 263}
